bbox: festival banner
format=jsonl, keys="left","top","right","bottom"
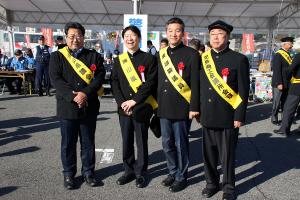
{"left": 242, "top": 33, "right": 255, "bottom": 54}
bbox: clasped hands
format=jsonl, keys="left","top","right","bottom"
{"left": 73, "top": 91, "right": 87, "bottom": 108}
{"left": 121, "top": 100, "right": 136, "bottom": 116}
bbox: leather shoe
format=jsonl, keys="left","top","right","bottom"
{"left": 136, "top": 175, "right": 147, "bottom": 188}
{"left": 169, "top": 180, "right": 187, "bottom": 193}
{"left": 116, "top": 173, "right": 135, "bottom": 185}
{"left": 271, "top": 120, "right": 281, "bottom": 126}
{"left": 274, "top": 129, "right": 290, "bottom": 136}
{"left": 84, "top": 175, "right": 97, "bottom": 187}
{"left": 222, "top": 192, "right": 236, "bottom": 200}
{"left": 201, "top": 187, "right": 220, "bottom": 198}
{"left": 161, "top": 175, "right": 175, "bottom": 187}
{"left": 64, "top": 176, "right": 75, "bottom": 190}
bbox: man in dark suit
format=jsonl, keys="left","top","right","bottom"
{"left": 157, "top": 17, "right": 200, "bottom": 193}
{"left": 274, "top": 53, "right": 300, "bottom": 135}
{"left": 111, "top": 25, "right": 157, "bottom": 188}
{"left": 271, "top": 37, "right": 294, "bottom": 125}
{"left": 49, "top": 22, "right": 105, "bottom": 189}
{"left": 200, "top": 20, "right": 250, "bottom": 200}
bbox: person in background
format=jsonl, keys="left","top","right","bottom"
{"left": 49, "top": 22, "right": 105, "bottom": 190}
{"left": 199, "top": 43, "right": 206, "bottom": 55}
{"left": 189, "top": 38, "right": 201, "bottom": 52}
{"left": 0, "top": 49, "right": 9, "bottom": 69}
{"left": 34, "top": 35, "right": 52, "bottom": 96}
{"left": 24, "top": 48, "right": 36, "bottom": 92}
{"left": 94, "top": 43, "right": 104, "bottom": 58}
{"left": 271, "top": 37, "right": 294, "bottom": 125}
{"left": 147, "top": 40, "right": 157, "bottom": 55}
{"left": 5, "top": 49, "right": 28, "bottom": 94}
{"left": 160, "top": 38, "right": 169, "bottom": 49}
{"left": 112, "top": 25, "right": 157, "bottom": 189}
{"left": 52, "top": 36, "right": 66, "bottom": 52}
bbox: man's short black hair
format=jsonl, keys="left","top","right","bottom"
{"left": 56, "top": 36, "right": 63, "bottom": 41}
{"left": 160, "top": 38, "right": 169, "bottom": 45}
{"left": 14, "top": 49, "right": 22, "bottom": 56}
{"left": 166, "top": 17, "right": 185, "bottom": 33}
{"left": 64, "top": 22, "right": 85, "bottom": 36}
{"left": 189, "top": 39, "right": 201, "bottom": 51}
{"left": 122, "top": 25, "right": 141, "bottom": 39}
{"left": 147, "top": 40, "right": 153, "bottom": 45}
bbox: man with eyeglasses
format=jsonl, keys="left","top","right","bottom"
{"left": 49, "top": 22, "right": 105, "bottom": 190}
{"left": 199, "top": 20, "right": 249, "bottom": 200}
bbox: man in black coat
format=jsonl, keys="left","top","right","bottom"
{"left": 111, "top": 25, "right": 157, "bottom": 188}
{"left": 271, "top": 37, "right": 294, "bottom": 125}
{"left": 200, "top": 20, "right": 250, "bottom": 200}
{"left": 157, "top": 17, "right": 200, "bottom": 193}
{"left": 49, "top": 22, "right": 105, "bottom": 189}
{"left": 274, "top": 53, "right": 300, "bottom": 135}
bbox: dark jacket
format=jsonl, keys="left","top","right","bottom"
{"left": 157, "top": 43, "right": 200, "bottom": 120}
{"left": 288, "top": 53, "right": 300, "bottom": 96}
{"left": 49, "top": 48, "right": 105, "bottom": 119}
{"left": 111, "top": 50, "right": 157, "bottom": 116}
{"left": 271, "top": 48, "right": 292, "bottom": 89}
{"left": 200, "top": 47, "right": 250, "bottom": 128}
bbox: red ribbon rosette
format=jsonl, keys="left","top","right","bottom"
{"left": 221, "top": 67, "right": 229, "bottom": 76}
{"left": 138, "top": 65, "right": 146, "bottom": 82}
{"left": 221, "top": 67, "right": 229, "bottom": 83}
{"left": 138, "top": 65, "right": 145, "bottom": 72}
{"left": 178, "top": 62, "right": 185, "bottom": 70}
{"left": 90, "top": 64, "right": 97, "bottom": 71}
{"left": 178, "top": 62, "right": 184, "bottom": 77}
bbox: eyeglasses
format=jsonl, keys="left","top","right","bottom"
{"left": 67, "top": 35, "right": 84, "bottom": 41}
{"left": 210, "top": 32, "right": 226, "bottom": 37}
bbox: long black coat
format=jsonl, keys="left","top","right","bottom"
{"left": 271, "top": 48, "right": 292, "bottom": 89}
{"left": 157, "top": 43, "right": 200, "bottom": 120}
{"left": 111, "top": 50, "right": 157, "bottom": 116}
{"left": 200, "top": 47, "right": 250, "bottom": 128}
{"left": 288, "top": 53, "right": 300, "bottom": 96}
{"left": 49, "top": 48, "right": 105, "bottom": 119}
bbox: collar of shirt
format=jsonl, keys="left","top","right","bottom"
{"left": 127, "top": 49, "right": 141, "bottom": 57}
{"left": 69, "top": 47, "right": 83, "bottom": 58}
{"left": 211, "top": 46, "right": 230, "bottom": 55}
{"left": 167, "top": 42, "right": 184, "bottom": 54}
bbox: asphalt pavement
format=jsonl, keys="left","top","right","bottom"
{"left": 1, "top": 93, "right": 300, "bottom": 200}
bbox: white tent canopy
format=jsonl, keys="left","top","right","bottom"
{"left": 0, "top": 0, "right": 299, "bottom": 32}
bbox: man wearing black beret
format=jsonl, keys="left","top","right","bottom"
{"left": 271, "top": 36, "right": 294, "bottom": 125}
{"left": 200, "top": 20, "right": 250, "bottom": 200}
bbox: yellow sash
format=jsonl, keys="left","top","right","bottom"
{"left": 59, "top": 47, "right": 104, "bottom": 96}
{"left": 159, "top": 47, "right": 191, "bottom": 103}
{"left": 276, "top": 49, "right": 300, "bottom": 84}
{"left": 118, "top": 52, "right": 158, "bottom": 109}
{"left": 202, "top": 50, "right": 242, "bottom": 109}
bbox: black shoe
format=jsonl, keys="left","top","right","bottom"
{"left": 136, "top": 175, "right": 147, "bottom": 188}
{"left": 46, "top": 91, "right": 51, "bottom": 96}
{"left": 274, "top": 129, "right": 290, "bottom": 136}
{"left": 201, "top": 187, "right": 220, "bottom": 198}
{"left": 161, "top": 175, "right": 175, "bottom": 187}
{"left": 64, "top": 176, "right": 75, "bottom": 190}
{"left": 169, "top": 180, "right": 187, "bottom": 193}
{"left": 38, "top": 92, "right": 43, "bottom": 96}
{"left": 271, "top": 120, "right": 281, "bottom": 126}
{"left": 84, "top": 175, "right": 97, "bottom": 187}
{"left": 222, "top": 192, "right": 236, "bottom": 200}
{"left": 116, "top": 173, "right": 135, "bottom": 185}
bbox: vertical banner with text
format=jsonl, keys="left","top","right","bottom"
{"left": 123, "top": 14, "right": 148, "bottom": 52}
{"left": 242, "top": 33, "right": 254, "bottom": 54}
{"left": 41, "top": 28, "right": 54, "bottom": 47}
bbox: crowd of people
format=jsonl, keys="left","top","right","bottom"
{"left": 47, "top": 18, "right": 251, "bottom": 200}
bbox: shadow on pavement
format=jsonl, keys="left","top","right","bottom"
{"left": 0, "top": 186, "right": 18, "bottom": 197}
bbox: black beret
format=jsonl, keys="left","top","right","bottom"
{"left": 38, "top": 35, "right": 45, "bottom": 40}
{"left": 281, "top": 37, "right": 294, "bottom": 43}
{"left": 208, "top": 20, "right": 233, "bottom": 33}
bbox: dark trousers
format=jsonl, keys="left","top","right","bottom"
{"left": 160, "top": 118, "right": 190, "bottom": 182}
{"left": 280, "top": 94, "right": 300, "bottom": 133}
{"left": 271, "top": 87, "right": 288, "bottom": 122}
{"left": 119, "top": 115, "right": 149, "bottom": 176}
{"left": 5, "top": 77, "right": 22, "bottom": 93}
{"left": 35, "top": 63, "right": 50, "bottom": 93}
{"left": 60, "top": 115, "right": 97, "bottom": 177}
{"left": 202, "top": 126, "right": 238, "bottom": 194}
